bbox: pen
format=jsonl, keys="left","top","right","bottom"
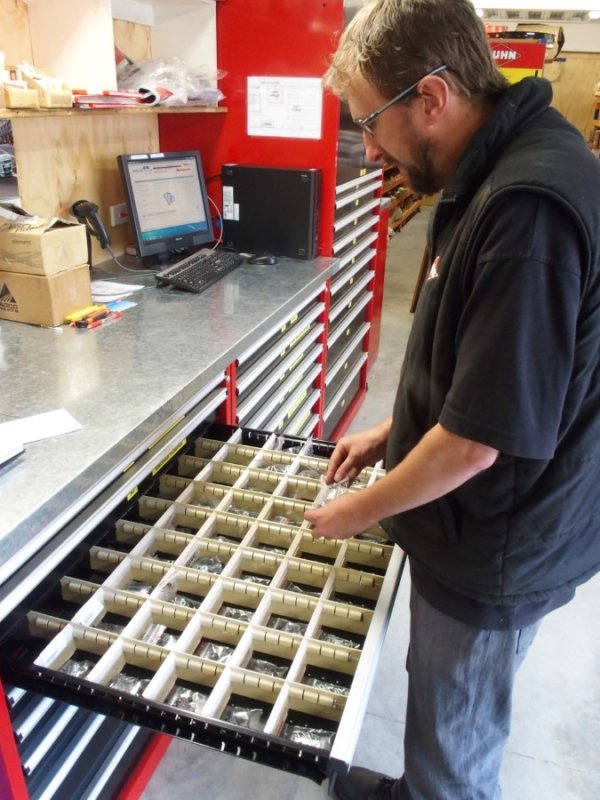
{"left": 65, "top": 304, "right": 108, "bottom": 324}
{"left": 74, "top": 309, "right": 110, "bottom": 328}
{"left": 77, "top": 311, "right": 122, "bottom": 329}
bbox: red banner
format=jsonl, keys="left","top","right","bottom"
{"left": 489, "top": 41, "right": 546, "bottom": 70}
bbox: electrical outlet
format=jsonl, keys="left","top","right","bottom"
{"left": 109, "top": 203, "right": 129, "bottom": 226}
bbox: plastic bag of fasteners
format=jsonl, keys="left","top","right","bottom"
{"left": 167, "top": 685, "right": 208, "bottom": 714}
{"left": 312, "top": 476, "right": 351, "bottom": 509}
{"left": 125, "top": 580, "right": 155, "bottom": 595}
{"left": 171, "top": 594, "right": 201, "bottom": 610}
{"left": 188, "top": 554, "right": 225, "bottom": 573}
{"left": 220, "top": 605, "right": 254, "bottom": 622}
{"left": 229, "top": 505, "right": 259, "bottom": 517}
{"left": 241, "top": 573, "right": 271, "bottom": 585}
{"left": 356, "top": 531, "right": 388, "bottom": 544}
{"left": 247, "top": 656, "right": 288, "bottom": 678}
{"left": 60, "top": 658, "right": 95, "bottom": 678}
{"left": 297, "top": 465, "right": 322, "bottom": 479}
{"left": 283, "top": 723, "right": 335, "bottom": 749}
{"left": 222, "top": 705, "right": 264, "bottom": 729}
{"left": 155, "top": 580, "right": 177, "bottom": 603}
{"left": 319, "top": 631, "right": 361, "bottom": 649}
{"left": 265, "top": 463, "right": 288, "bottom": 473}
{"left": 268, "top": 616, "right": 307, "bottom": 635}
{"left": 197, "top": 641, "right": 234, "bottom": 663}
{"left": 272, "top": 514, "right": 292, "bottom": 524}
{"left": 286, "top": 581, "right": 321, "bottom": 597}
{"left": 109, "top": 674, "right": 150, "bottom": 695}
{"left": 141, "top": 623, "right": 178, "bottom": 649}
{"left": 305, "top": 676, "right": 350, "bottom": 696}
{"left": 96, "top": 621, "right": 125, "bottom": 634}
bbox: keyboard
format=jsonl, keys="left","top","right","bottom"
{"left": 155, "top": 249, "right": 244, "bottom": 294}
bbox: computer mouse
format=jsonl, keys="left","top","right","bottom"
{"left": 248, "top": 254, "right": 278, "bottom": 266}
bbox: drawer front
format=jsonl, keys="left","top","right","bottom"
{"left": 330, "top": 269, "right": 374, "bottom": 322}
{"left": 323, "top": 359, "right": 368, "bottom": 441}
{"left": 332, "top": 216, "right": 379, "bottom": 258}
{"left": 4, "top": 685, "right": 151, "bottom": 799}
{"left": 266, "top": 387, "right": 322, "bottom": 437}
{"left": 237, "top": 335, "right": 323, "bottom": 416}
{"left": 327, "top": 287, "right": 373, "bottom": 350}
{"left": 334, "top": 198, "right": 381, "bottom": 237}
{"left": 326, "top": 316, "right": 371, "bottom": 374}
{"left": 0, "top": 423, "right": 402, "bottom": 785}
{"left": 237, "top": 292, "right": 324, "bottom": 374}
{"left": 246, "top": 364, "right": 321, "bottom": 432}
{"left": 334, "top": 232, "right": 378, "bottom": 276}
{"left": 325, "top": 335, "right": 368, "bottom": 402}
{"left": 330, "top": 247, "right": 376, "bottom": 303}
{"left": 335, "top": 171, "right": 383, "bottom": 210}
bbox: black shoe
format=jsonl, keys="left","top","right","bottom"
{"left": 333, "top": 766, "right": 398, "bottom": 800}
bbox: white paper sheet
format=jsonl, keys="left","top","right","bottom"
{"left": 0, "top": 435, "right": 23, "bottom": 467}
{"left": 247, "top": 76, "right": 323, "bottom": 139}
{"left": 0, "top": 409, "right": 82, "bottom": 445}
{"left": 91, "top": 281, "right": 145, "bottom": 302}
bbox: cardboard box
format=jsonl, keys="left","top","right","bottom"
{"left": 17, "top": 63, "right": 73, "bottom": 108}
{"left": 2, "top": 82, "right": 39, "bottom": 109}
{"left": 0, "top": 264, "right": 91, "bottom": 327}
{"left": 0, "top": 204, "right": 88, "bottom": 276}
{"left": 516, "top": 24, "right": 564, "bottom": 62}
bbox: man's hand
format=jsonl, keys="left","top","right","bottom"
{"left": 325, "top": 417, "right": 392, "bottom": 484}
{"left": 304, "top": 491, "right": 375, "bottom": 540}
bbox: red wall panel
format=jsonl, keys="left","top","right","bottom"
{"left": 159, "top": 0, "right": 344, "bottom": 255}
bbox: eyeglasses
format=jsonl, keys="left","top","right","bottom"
{"left": 354, "top": 64, "right": 448, "bottom": 136}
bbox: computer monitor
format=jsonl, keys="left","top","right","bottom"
{"left": 117, "top": 150, "right": 214, "bottom": 262}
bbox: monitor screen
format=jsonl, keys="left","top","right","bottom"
{"left": 117, "top": 150, "right": 214, "bottom": 261}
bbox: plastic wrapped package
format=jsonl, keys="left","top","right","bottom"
{"left": 167, "top": 685, "right": 208, "bottom": 714}
{"left": 117, "top": 55, "right": 225, "bottom": 107}
{"left": 60, "top": 658, "right": 96, "bottom": 678}
{"left": 109, "top": 674, "right": 150, "bottom": 696}
{"left": 222, "top": 704, "right": 265, "bottom": 730}
{"left": 283, "top": 723, "right": 335, "bottom": 750}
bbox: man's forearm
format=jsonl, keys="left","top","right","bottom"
{"left": 359, "top": 422, "right": 497, "bottom": 518}
{"left": 305, "top": 423, "right": 499, "bottom": 539}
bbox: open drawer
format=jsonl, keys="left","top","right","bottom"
{"left": 0, "top": 423, "right": 404, "bottom": 787}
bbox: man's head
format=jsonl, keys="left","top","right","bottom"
{"left": 326, "top": 0, "right": 508, "bottom": 193}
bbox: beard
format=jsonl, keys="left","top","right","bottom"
{"left": 386, "top": 130, "right": 442, "bottom": 196}
{"left": 404, "top": 136, "right": 440, "bottom": 195}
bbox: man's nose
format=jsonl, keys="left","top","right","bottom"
{"left": 363, "top": 132, "right": 385, "bottom": 163}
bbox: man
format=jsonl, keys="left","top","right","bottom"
{"left": 304, "top": 1, "right": 600, "bottom": 798}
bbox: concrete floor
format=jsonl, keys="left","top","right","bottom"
{"left": 140, "top": 208, "right": 600, "bottom": 800}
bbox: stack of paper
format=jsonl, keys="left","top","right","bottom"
{"left": 73, "top": 89, "right": 155, "bottom": 109}
{"left": 0, "top": 436, "right": 23, "bottom": 467}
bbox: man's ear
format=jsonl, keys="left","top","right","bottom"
{"left": 416, "top": 74, "right": 450, "bottom": 127}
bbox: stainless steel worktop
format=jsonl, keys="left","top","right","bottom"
{"left": 0, "top": 255, "right": 338, "bottom": 588}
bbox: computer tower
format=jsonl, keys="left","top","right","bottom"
{"left": 221, "top": 164, "right": 321, "bottom": 259}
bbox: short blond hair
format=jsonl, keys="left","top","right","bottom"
{"left": 325, "top": 0, "right": 507, "bottom": 101}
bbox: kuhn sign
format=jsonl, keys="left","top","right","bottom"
{"left": 491, "top": 44, "right": 520, "bottom": 67}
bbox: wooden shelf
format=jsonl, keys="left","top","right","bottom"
{"left": 382, "top": 161, "right": 421, "bottom": 232}
{"left": 0, "top": 105, "right": 227, "bottom": 120}
{"left": 390, "top": 198, "right": 422, "bottom": 231}
{"left": 387, "top": 192, "right": 412, "bottom": 213}
{"left": 382, "top": 174, "right": 405, "bottom": 194}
